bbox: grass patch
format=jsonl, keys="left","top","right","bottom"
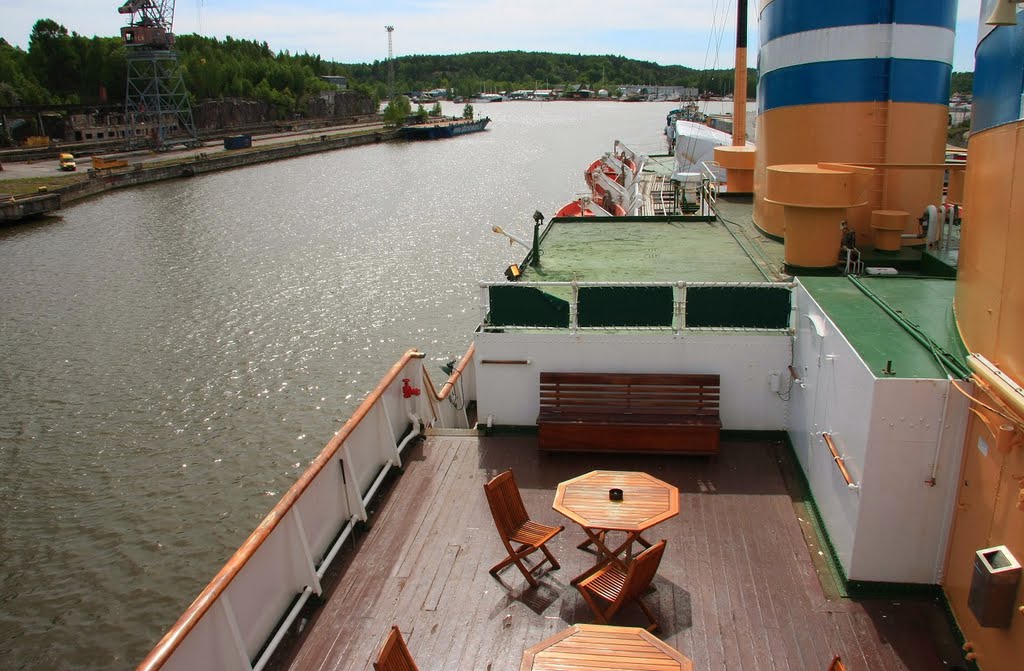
{"left": 0, "top": 174, "right": 89, "bottom": 197}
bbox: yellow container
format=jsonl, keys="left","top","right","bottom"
{"left": 870, "top": 210, "right": 908, "bottom": 252}
{"left": 765, "top": 164, "right": 871, "bottom": 268}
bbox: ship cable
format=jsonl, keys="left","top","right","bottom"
{"left": 848, "top": 276, "right": 971, "bottom": 379}
{"left": 712, "top": 206, "right": 775, "bottom": 282}
{"left": 681, "top": 0, "right": 733, "bottom": 164}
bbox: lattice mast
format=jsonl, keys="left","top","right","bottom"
{"left": 385, "top": 25, "right": 395, "bottom": 102}
{"left": 119, "top": 0, "right": 199, "bottom": 150}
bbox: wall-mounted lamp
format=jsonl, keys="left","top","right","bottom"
{"left": 986, "top": 0, "right": 1023, "bottom": 26}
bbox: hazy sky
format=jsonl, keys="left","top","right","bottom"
{"left": 1, "top": 0, "right": 984, "bottom": 72}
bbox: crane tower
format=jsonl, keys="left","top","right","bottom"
{"left": 119, "top": 0, "right": 199, "bottom": 150}
{"left": 385, "top": 25, "right": 395, "bottom": 102}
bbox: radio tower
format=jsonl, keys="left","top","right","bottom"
{"left": 385, "top": 25, "right": 395, "bottom": 102}
{"left": 119, "top": 0, "right": 199, "bottom": 150}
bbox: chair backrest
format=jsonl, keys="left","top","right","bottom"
{"left": 827, "top": 655, "right": 847, "bottom": 671}
{"left": 484, "top": 469, "right": 530, "bottom": 540}
{"left": 373, "top": 625, "right": 419, "bottom": 671}
{"left": 621, "top": 539, "right": 667, "bottom": 602}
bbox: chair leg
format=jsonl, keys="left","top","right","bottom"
{"left": 490, "top": 547, "right": 541, "bottom": 587}
{"left": 540, "top": 543, "right": 560, "bottom": 570}
{"left": 578, "top": 589, "right": 611, "bottom": 624}
{"left": 513, "top": 558, "right": 540, "bottom": 587}
{"left": 637, "top": 597, "right": 661, "bottom": 632}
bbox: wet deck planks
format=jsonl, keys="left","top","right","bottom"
{"left": 276, "top": 434, "right": 963, "bottom": 671}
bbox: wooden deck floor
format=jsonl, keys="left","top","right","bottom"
{"left": 275, "top": 434, "right": 965, "bottom": 671}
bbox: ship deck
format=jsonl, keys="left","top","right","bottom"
{"left": 273, "top": 433, "right": 963, "bottom": 671}
{"left": 523, "top": 193, "right": 966, "bottom": 379}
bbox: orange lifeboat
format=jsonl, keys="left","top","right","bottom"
{"left": 554, "top": 198, "right": 626, "bottom": 217}
{"left": 584, "top": 159, "right": 618, "bottom": 189}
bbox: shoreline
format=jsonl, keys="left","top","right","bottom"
{"left": 1, "top": 127, "right": 401, "bottom": 223}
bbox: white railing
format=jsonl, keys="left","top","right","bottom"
{"left": 137, "top": 345, "right": 474, "bottom": 671}
{"left": 700, "top": 160, "right": 722, "bottom": 212}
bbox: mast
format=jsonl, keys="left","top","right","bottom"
{"left": 732, "top": 0, "right": 747, "bottom": 146}
{"left": 713, "top": 0, "right": 755, "bottom": 193}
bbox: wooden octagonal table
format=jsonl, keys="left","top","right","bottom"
{"left": 553, "top": 470, "right": 679, "bottom": 583}
{"left": 520, "top": 623, "right": 693, "bottom": 671}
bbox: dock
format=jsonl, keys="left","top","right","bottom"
{"left": 0, "top": 191, "right": 62, "bottom": 223}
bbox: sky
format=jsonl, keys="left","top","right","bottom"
{"left": 1, "top": 0, "right": 984, "bottom": 72}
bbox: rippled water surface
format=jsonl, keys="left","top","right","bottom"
{"left": 0, "top": 101, "right": 693, "bottom": 669}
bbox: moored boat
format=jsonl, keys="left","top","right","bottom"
{"left": 401, "top": 116, "right": 490, "bottom": 140}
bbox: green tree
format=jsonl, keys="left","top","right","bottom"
{"left": 430, "top": 101, "right": 442, "bottom": 116}
{"left": 27, "top": 19, "right": 80, "bottom": 97}
{"left": 383, "top": 95, "right": 411, "bottom": 126}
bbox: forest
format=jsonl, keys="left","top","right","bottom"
{"left": 1, "top": 18, "right": 974, "bottom": 114}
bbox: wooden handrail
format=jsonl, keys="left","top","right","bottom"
{"left": 822, "top": 432, "right": 858, "bottom": 489}
{"left": 433, "top": 342, "right": 475, "bottom": 402}
{"left": 137, "top": 348, "right": 426, "bottom": 671}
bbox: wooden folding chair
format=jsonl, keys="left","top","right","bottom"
{"left": 576, "top": 539, "right": 667, "bottom": 631}
{"left": 827, "top": 655, "right": 847, "bottom": 671}
{"left": 373, "top": 625, "right": 419, "bottom": 671}
{"left": 484, "top": 469, "right": 564, "bottom": 587}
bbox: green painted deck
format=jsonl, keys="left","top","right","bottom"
{"left": 518, "top": 185, "right": 965, "bottom": 379}
{"left": 523, "top": 219, "right": 772, "bottom": 286}
{"left": 800, "top": 276, "right": 965, "bottom": 379}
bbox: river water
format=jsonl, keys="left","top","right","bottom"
{"left": 0, "top": 100, "right": 739, "bottom": 669}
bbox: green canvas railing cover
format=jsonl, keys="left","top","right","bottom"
{"left": 577, "top": 286, "right": 674, "bottom": 327}
{"left": 686, "top": 285, "right": 791, "bottom": 329}
{"left": 488, "top": 285, "right": 569, "bottom": 327}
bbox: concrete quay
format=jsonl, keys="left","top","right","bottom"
{"left": 1, "top": 125, "right": 400, "bottom": 223}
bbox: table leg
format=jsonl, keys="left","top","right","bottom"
{"left": 576, "top": 530, "right": 606, "bottom": 552}
{"left": 570, "top": 528, "right": 635, "bottom": 585}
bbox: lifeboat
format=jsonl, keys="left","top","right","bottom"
{"left": 554, "top": 198, "right": 626, "bottom": 217}
{"left": 584, "top": 159, "right": 619, "bottom": 189}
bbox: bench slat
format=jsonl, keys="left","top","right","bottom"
{"left": 537, "top": 371, "right": 722, "bottom": 455}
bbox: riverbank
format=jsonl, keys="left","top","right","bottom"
{"left": 0, "top": 126, "right": 401, "bottom": 223}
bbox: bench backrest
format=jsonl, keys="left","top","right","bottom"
{"left": 539, "top": 372, "right": 720, "bottom": 417}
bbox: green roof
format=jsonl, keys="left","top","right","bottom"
{"left": 800, "top": 276, "right": 967, "bottom": 379}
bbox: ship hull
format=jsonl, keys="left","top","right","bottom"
{"left": 402, "top": 117, "right": 490, "bottom": 140}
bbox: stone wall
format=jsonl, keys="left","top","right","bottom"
{"left": 307, "top": 91, "right": 376, "bottom": 119}
{"left": 193, "top": 99, "right": 273, "bottom": 130}
{"left": 195, "top": 92, "right": 374, "bottom": 130}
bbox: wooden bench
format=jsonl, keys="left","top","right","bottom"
{"left": 537, "top": 372, "right": 721, "bottom": 454}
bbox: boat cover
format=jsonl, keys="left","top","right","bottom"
{"left": 672, "top": 120, "right": 752, "bottom": 182}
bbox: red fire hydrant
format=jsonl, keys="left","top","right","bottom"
{"left": 402, "top": 378, "right": 421, "bottom": 399}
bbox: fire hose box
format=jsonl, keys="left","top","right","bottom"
{"left": 968, "top": 545, "right": 1021, "bottom": 628}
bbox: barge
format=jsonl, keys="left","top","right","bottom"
{"left": 401, "top": 117, "right": 490, "bottom": 140}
